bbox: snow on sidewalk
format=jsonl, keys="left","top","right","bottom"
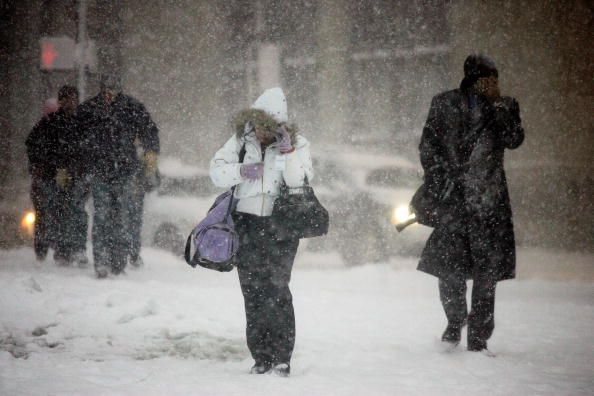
{"left": 0, "top": 247, "right": 593, "bottom": 395}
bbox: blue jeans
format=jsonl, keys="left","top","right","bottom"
{"left": 91, "top": 176, "right": 134, "bottom": 272}
{"left": 125, "top": 170, "right": 145, "bottom": 261}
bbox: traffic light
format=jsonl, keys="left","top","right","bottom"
{"left": 39, "top": 36, "right": 97, "bottom": 71}
{"left": 40, "top": 36, "right": 75, "bottom": 70}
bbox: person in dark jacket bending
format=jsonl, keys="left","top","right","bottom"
{"left": 417, "top": 54, "right": 524, "bottom": 353}
{"left": 77, "top": 75, "right": 159, "bottom": 278}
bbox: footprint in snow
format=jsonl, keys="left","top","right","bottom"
{"left": 117, "top": 300, "right": 159, "bottom": 324}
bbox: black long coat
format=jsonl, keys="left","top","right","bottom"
{"left": 76, "top": 93, "right": 159, "bottom": 180}
{"left": 417, "top": 89, "right": 524, "bottom": 282}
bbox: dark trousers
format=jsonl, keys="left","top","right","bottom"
{"left": 92, "top": 176, "right": 133, "bottom": 272}
{"left": 54, "top": 178, "right": 88, "bottom": 260}
{"left": 30, "top": 177, "right": 58, "bottom": 259}
{"left": 125, "top": 171, "right": 145, "bottom": 261}
{"left": 439, "top": 275, "right": 496, "bottom": 348}
{"left": 234, "top": 212, "right": 299, "bottom": 365}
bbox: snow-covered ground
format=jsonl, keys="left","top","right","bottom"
{"left": 1, "top": 247, "right": 593, "bottom": 395}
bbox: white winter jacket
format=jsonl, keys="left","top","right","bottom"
{"left": 210, "top": 133, "right": 314, "bottom": 217}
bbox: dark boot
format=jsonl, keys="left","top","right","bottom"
{"left": 467, "top": 338, "right": 488, "bottom": 352}
{"left": 467, "top": 277, "right": 496, "bottom": 352}
{"left": 438, "top": 277, "right": 468, "bottom": 345}
{"left": 129, "top": 255, "right": 144, "bottom": 268}
{"left": 272, "top": 363, "right": 290, "bottom": 377}
{"left": 442, "top": 324, "right": 462, "bottom": 345}
{"left": 250, "top": 361, "right": 272, "bottom": 374}
{"left": 95, "top": 264, "right": 109, "bottom": 279}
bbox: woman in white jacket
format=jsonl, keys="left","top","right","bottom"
{"left": 210, "top": 88, "right": 313, "bottom": 377}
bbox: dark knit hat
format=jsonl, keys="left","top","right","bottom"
{"left": 99, "top": 74, "right": 122, "bottom": 92}
{"left": 460, "top": 54, "right": 498, "bottom": 91}
{"left": 58, "top": 85, "right": 78, "bottom": 101}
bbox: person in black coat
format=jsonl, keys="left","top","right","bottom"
{"left": 77, "top": 74, "right": 159, "bottom": 278}
{"left": 25, "top": 99, "right": 59, "bottom": 260}
{"left": 416, "top": 54, "right": 524, "bottom": 352}
{"left": 51, "top": 86, "right": 90, "bottom": 266}
{"left": 25, "top": 87, "right": 89, "bottom": 265}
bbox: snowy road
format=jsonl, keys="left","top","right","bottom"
{"left": 1, "top": 247, "right": 593, "bottom": 395}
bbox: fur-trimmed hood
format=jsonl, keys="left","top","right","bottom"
{"left": 233, "top": 108, "right": 298, "bottom": 145}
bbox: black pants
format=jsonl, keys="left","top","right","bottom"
{"left": 54, "top": 177, "right": 88, "bottom": 260}
{"left": 30, "top": 177, "right": 57, "bottom": 260}
{"left": 234, "top": 212, "right": 299, "bottom": 366}
{"left": 439, "top": 275, "right": 496, "bottom": 348}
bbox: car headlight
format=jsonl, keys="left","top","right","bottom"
{"left": 391, "top": 205, "right": 415, "bottom": 225}
{"left": 21, "top": 211, "right": 35, "bottom": 235}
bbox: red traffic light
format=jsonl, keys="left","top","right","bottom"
{"left": 41, "top": 41, "right": 58, "bottom": 68}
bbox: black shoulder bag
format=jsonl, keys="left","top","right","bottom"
{"left": 271, "top": 176, "right": 329, "bottom": 240}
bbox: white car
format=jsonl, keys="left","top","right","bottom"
{"left": 142, "top": 157, "right": 223, "bottom": 255}
{"left": 309, "top": 144, "right": 432, "bottom": 265}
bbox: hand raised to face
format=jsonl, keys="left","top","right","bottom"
{"left": 475, "top": 76, "right": 501, "bottom": 102}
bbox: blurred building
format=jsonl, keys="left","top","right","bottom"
{"left": 0, "top": 0, "right": 592, "bottom": 248}
{"left": 1, "top": 0, "right": 451, "bottom": 166}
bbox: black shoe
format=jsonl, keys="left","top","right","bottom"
{"left": 111, "top": 259, "right": 127, "bottom": 275}
{"left": 35, "top": 251, "right": 47, "bottom": 261}
{"left": 55, "top": 257, "right": 70, "bottom": 267}
{"left": 95, "top": 265, "right": 109, "bottom": 279}
{"left": 272, "top": 363, "right": 290, "bottom": 377}
{"left": 54, "top": 251, "right": 71, "bottom": 267}
{"left": 111, "top": 266, "right": 126, "bottom": 276}
{"left": 35, "top": 243, "right": 48, "bottom": 261}
{"left": 72, "top": 251, "right": 89, "bottom": 268}
{"left": 467, "top": 339, "right": 488, "bottom": 352}
{"left": 250, "top": 362, "right": 272, "bottom": 374}
{"left": 441, "top": 324, "right": 463, "bottom": 345}
{"left": 129, "top": 256, "right": 144, "bottom": 268}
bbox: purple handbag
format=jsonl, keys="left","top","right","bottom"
{"left": 184, "top": 191, "right": 238, "bottom": 271}
{"left": 184, "top": 145, "right": 245, "bottom": 272}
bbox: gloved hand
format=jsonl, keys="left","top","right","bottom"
{"left": 56, "top": 168, "right": 71, "bottom": 188}
{"left": 276, "top": 125, "right": 293, "bottom": 154}
{"left": 31, "top": 166, "right": 43, "bottom": 179}
{"left": 240, "top": 163, "right": 264, "bottom": 180}
{"left": 143, "top": 151, "right": 158, "bottom": 175}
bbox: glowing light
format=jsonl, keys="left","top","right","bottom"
{"left": 41, "top": 42, "right": 58, "bottom": 68}
{"left": 21, "top": 211, "right": 36, "bottom": 235}
{"left": 391, "top": 205, "right": 415, "bottom": 225}
{"left": 24, "top": 212, "right": 36, "bottom": 225}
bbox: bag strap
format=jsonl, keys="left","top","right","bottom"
{"left": 184, "top": 233, "right": 195, "bottom": 267}
{"left": 224, "top": 143, "right": 247, "bottom": 220}
{"left": 280, "top": 174, "right": 309, "bottom": 191}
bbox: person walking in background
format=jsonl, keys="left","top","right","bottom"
{"left": 77, "top": 74, "right": 159, "bottom": 278}
{"left": 416, "top": 54, "right": 524, "bottom": 353}
{"left": 51, "top": 85, "right": 89, "bottom": 267}
{"left": 25, "top": 98, "right": 59, "bottom": 261}
{"left": 210, "top": 87, "right": 314, "bottom": 377}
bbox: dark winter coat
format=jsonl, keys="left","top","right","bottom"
{"left": 25, "top": 109, "right": 82, "bottom": 179}
{"left": 417, "top": 89, "right": 524, "bottom": 282}
{"left": 76, "top": 93, "right": 159, "bottom": 180}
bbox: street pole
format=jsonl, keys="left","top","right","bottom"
{"left": 77, "top": 0, "right": 87, "bottom": 100}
